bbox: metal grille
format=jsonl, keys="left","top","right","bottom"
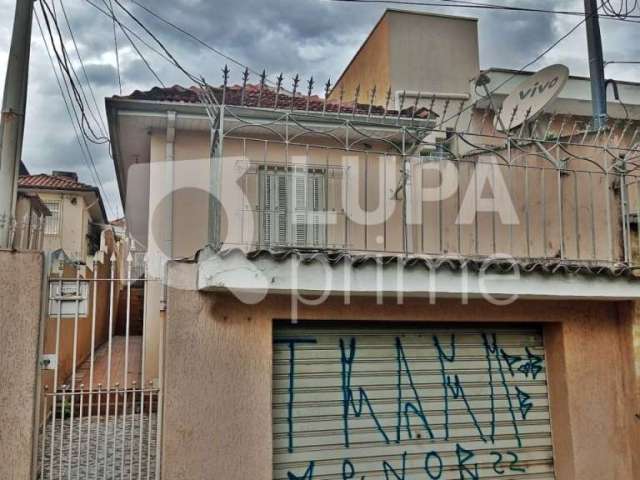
{"left": 273, "top": 323, "right": 554, "bottom": 480}
{"left": 44, "top": 202, "right": 60, "bottom": 236}
{"left": 35, "top": 249, "right": 161, "bottom": 480}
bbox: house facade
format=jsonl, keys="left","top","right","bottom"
{"left": 18, "top": 170, "right": 108, "bottom": 262}
{"left": 106, "top": 9, "right": 640, "bottom": 480}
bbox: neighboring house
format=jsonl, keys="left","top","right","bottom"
{"left": 18, "top": 171, "right": 108, "bottom": 262}
{"left": 10, "top": 162, "right": 50, "bottom": 251}
{"left": 106, "top": 9, "right": 640, "bottom": 480}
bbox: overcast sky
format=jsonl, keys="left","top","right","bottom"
{"left": 0, "top": 0, "right": 638, "bottom": 219}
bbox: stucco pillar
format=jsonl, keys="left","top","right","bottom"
{"left": 161, "top": 262, "right": 272, "bottom": 480}
{"left": 0, "top": 251, "right": 44, "bottom": 479}
{"left": 545, "top": 304, "right": 640, "bottom": 480}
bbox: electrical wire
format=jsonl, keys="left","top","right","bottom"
{"left": 123, "top": 0, "right": 274, "bottom": 84}
{"left": 100, "top": 0, "right": 167, "bottom": 87}
{"left": 440, "top": 7, "right": 595, "bottom": 126}
{"left": 35, "top": 9, "right": 121, "bottom": 218}
{"left": 39, "top": 0, "right": 111, "bottom": 145}
{"left": 58, "top": 0, "right": 110, "bottom": 137}
{"left": 107, "top": 0, "right": 123, "bottom": 94}
{"left": 322, "top": 0, "right": 640, "bottom": 22}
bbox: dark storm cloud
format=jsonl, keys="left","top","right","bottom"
{"left": 83, "top": 63, "right": 119, "bottom": 86}
{"left": 1, "top": 0, "right": 638, "bottom": 219}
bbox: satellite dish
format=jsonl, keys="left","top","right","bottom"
{"left": 495, "top": 64, "right": 569, "bottom": 132}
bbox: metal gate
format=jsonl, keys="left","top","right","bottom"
{"left": 273, "top": 323, "right": 554, "bottom": 479}
{"left": 33, "top": 247, "right": 162, "bottom": 480}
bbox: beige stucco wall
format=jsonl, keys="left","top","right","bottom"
{"left": 387, "top": 11, "right": 479, "bottom": 98}
{"left": 331, "top": 11, "right": 479, "bottom": 108}
{"left": 39, "top": 191, "right": 90, "bottom": 260}
{"left": 162, "top": 261, "right": 640, "bottom": 480}
{"left": 140, "top": 126, "right": 626, "bottom": 263}
{"left": 0, "top": 250, "right": 44, "bottom": 480}
{"left": 328, "top": 14, "right": 391, "bottom": 105}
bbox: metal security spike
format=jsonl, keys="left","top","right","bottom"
{"left": 240, "top": 67, "right": 249, "bottom": 106}
{"left": 507, "top": 105, "right": 519, "bottom": 132}
{"left": 323, "top": 79, "right": 331, "bottom": 114}
{"left": 383, "top": 87, "right": 392, "bottom": 119}
{"left": 257, "top": 70, "right": 266, "bottom": 107}
{"left": 274, "top": 73, "right": 284, "bottom": 110}
{"left": 221, "top": 64, "right": 230, "bottom": 105}
{"left": 291, "top": 74, "right": 300, "bottom": 111}
{"left": 396, "top": 90, "right": 406, "bottom": 121}
{"left": 367, "top": 85, "right": 377, "bottom": 118}
{"left": 518, "top": 107, "right": 533, "bottom": 138}
{"left": 352, "top": 84, "right": 360, "bottom": 118}
{"left": 306, "top": 77, "right": 314, "bottom": 112}
{"left": 410, "top": 91, "right": 421, "bottom": 122}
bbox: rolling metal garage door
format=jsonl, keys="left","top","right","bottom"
{"left": 273, "top": 323, "right": 554, "bottom": 480}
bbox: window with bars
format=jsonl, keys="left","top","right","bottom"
{"left": 259, "top": 166, "right": 327, "bottom": 247}
{"left": 44, "top": 201, "right": 60, "bottom": 235}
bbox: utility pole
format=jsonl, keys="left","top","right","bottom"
{"left": 584, "top": 0, "right": 608, "bottom": 129}
{"left": 0, "top": 0, "right": 35, "bottom": 248}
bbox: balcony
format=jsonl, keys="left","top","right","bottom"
{"left": 211, "top": 108, "right": 639, "bottom": 271}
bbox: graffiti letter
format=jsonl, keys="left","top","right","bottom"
{"left": 456, "top": 444, "right": 479, "bottom": 480}
{"left": 342, "top": 459, "right": 355, "bottom": 479}
{"left": 383, "top": 452, "right": 407, "bottom": 480}
{"left": 274, "top": 338, "right": 318, "bottom": 453}
{"left": 340, "top": 337, "right": 390, "bottom": 448}
{"left": 395, "top": 337, "right": 434, "bottom": 442}
{"left": 424, "top": 451, "right": 443, "bottom": 480}
{"left": 288, "top": 461, "right": 315, "bottom": 480}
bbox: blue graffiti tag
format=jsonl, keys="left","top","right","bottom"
{"left": 395, "top": 337, "right": 435, "bottom": 442}
{"left": 274, "top": 338, "right": 318, "bottom": 453}
{"left": 340, "top": 337, "right": 390, "bottom": 448}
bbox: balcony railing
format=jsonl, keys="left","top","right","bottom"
{"left": 203, "top": 99, "right": 640, "bottom": 269}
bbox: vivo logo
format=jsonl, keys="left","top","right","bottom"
{"left": 518, "top": 76, "right": 560, "bottom": 100}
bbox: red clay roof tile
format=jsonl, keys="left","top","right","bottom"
{"left": 115, "top": 84, "right": 435, "bottom": 119}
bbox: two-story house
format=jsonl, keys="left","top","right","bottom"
{"left": 18, "top": 170, "right": 108, "bottom": 262}
{"left": 106, "top": 9, "right": 640, "bottom": 480}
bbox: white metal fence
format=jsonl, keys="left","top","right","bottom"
{"left": 34, "top": 248, "right": 161, "bottom": 480}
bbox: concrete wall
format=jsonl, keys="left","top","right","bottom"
{"left": 0, "top": 250, "right": 44, "bottom": 480}
{"left": 162, "top": 261, "right": 640, "bottom": 480}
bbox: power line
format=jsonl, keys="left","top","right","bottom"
{"left": 123, "top": 0, "right": 276, "bottom": 84}
{"left": 35, "top": 9, "right": 121, "bottom": 218}
{"left": 58, "top": 0, "right": 110, "bottom": 137}
{"left": 106, "top": 0, "right": 123, "bottom": 94}
{"left": 40, "top": 0, "right": 122, "bottom": 215}
{"left": 441, "top": 7, "right": 594, "bottom": 125}
{"left": 323, "top": 0, "right": 640, "bottom": 22}
{"left": 100, "top": 0, "right": 167, "bottom": 87}
{"left": 39, "top": 0, "right": 110, "bottom": 145}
